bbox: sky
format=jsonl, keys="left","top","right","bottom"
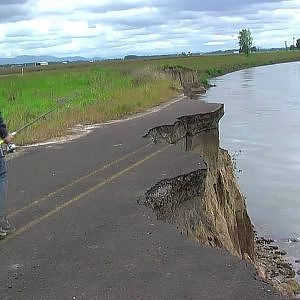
{"left": 0, "top": 0, "right": 299, "bottom": 59}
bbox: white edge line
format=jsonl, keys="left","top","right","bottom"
{"left": 18, "top": 94, "right": 186, "bottom": 149}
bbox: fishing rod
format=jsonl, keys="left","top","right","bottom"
{"left": 11, "top": 106, "right": 59, "bottom": 136}
{"left": 1, "top": 98, "right": 70, "bottom": 155}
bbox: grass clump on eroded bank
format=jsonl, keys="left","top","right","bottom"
{"left": 0, "top": 51, "right": 300, "bottom": 145}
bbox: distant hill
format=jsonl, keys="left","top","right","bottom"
{"left": 0, "top": 55, "right": 101, "bottom": 66}
{"left": 123, "top": 53, "right": 196, "bottom": 60}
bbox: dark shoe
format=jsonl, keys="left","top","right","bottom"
{"left": 0, "top": 216, "right": 15, "bottom": 234}
{"left": 0, "top": 227, "right": 7, "bottom": 239}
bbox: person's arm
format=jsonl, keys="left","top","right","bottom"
{"left": 0, "top": 112, "right": 12, "bottom": 144}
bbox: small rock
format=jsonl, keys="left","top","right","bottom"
{"left": 288, "top": 238, "right": 299, "bottom": 243}
{"left": 295, "top": 259, "right": 300, "bottom": 263}
{"left": 257, "top": 237, "right": 274, "bottom": 244}
{"left": 264, "top": 238, "right": 275, "bottom": 244}
{"left": 270, "top": 270, "right": 279, "bottom": 278}
{"left": 275, "top": 250, "right": 287, "bottom": 256}
{"left": 9, "top": 264, "right": 23, "bottom": 271}
{"left": 277, "top": 262, "right": 292, "bottom": 269}
{"left": 297, "top": 270, "right": 300, "bottom": 275}
{"left": 278, "top": 268, "right": 295, "bottom": 278}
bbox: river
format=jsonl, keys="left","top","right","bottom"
{"left": 201, "top": 61, "right": 300, "bottom": 277}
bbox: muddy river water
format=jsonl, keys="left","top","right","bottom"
{"left": 201, "top": 61, "right": 300, "bottom": 274}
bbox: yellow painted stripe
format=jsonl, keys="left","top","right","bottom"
{"left": 1, "top": 145, "right": 170, "bottom": 243}
{"left": 8, "top": 143, "right": 152, "bottom": 218}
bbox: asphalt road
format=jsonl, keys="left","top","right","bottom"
{"left": 0, "top": 96, "right": 286, "bottom": 299}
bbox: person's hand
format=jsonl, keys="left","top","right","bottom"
{"left": 3, "top": 134, "right": 13, "bottom": 144}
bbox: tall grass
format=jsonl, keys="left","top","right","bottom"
{"left": 0, "top": 51, "right": 300, "bottom": 145}
{"left": 0, "top": 65, "right": 178, "bottom": 144}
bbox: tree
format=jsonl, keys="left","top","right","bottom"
{"left": 250, "top": 46, "right": 257, "bottom": 52}
{"left": 238, "top": 29, "right": 253, "bottom": 55}
{"left": 296, "top": 38, "right": 300, "bottom": 50}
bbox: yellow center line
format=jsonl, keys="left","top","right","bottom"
{"left": 1, "top": 144, "right": 170, "bottom": 244}
{"left": 8, "top": 143, "right": 152, "bottom": 218}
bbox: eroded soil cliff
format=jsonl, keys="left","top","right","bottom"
{"left": 141, "top": 102, "right": 299, "bottom": 298}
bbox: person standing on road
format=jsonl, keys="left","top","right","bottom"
{"left": 0, "top": 111, "right": 15, "bottom": 238}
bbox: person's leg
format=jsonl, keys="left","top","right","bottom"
{"left": 0, "top": 156, "right": 7, "bottom": 217}
{"left": 0, "top": 156, "right": 7, "bottom": 237}
{"left": 0, "top": 157, "right": 14, "bottom": 235}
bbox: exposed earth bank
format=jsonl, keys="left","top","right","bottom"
{"left": 142, "top": 68, "right": 300, "bottom": 298}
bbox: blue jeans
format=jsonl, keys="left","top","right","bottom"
{"left": 0, "top": 156, "right": 7, "bottom": 218}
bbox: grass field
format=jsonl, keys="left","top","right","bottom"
{"left": 1, "top": 50, "right": 300, "bottom": 145}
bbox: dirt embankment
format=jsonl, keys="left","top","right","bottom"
{"left": 141, "top": 101, "right": 300, "bottom": 298}
{"left": 162, "top": 65, "right": 207, "bottom": 98}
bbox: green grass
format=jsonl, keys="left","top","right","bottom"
{"left": 1, "top": 51, "right": 300, "bottom": 145}
{"left": 0, "top": 65, "right": 178, "bottom": 144}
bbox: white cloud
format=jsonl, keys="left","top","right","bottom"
{"left": 0, "top": 0, "right": 299, "bottom": 58}
{"left": 205, "top": 41, "right": 227, "bottom": 46}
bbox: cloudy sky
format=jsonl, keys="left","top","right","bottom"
{"left": 0, "top": 0, "right": 299, "bottom": 58}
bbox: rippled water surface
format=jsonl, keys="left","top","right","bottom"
{"left": 201, "top": 61, "right": 300, "bottom": 268}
